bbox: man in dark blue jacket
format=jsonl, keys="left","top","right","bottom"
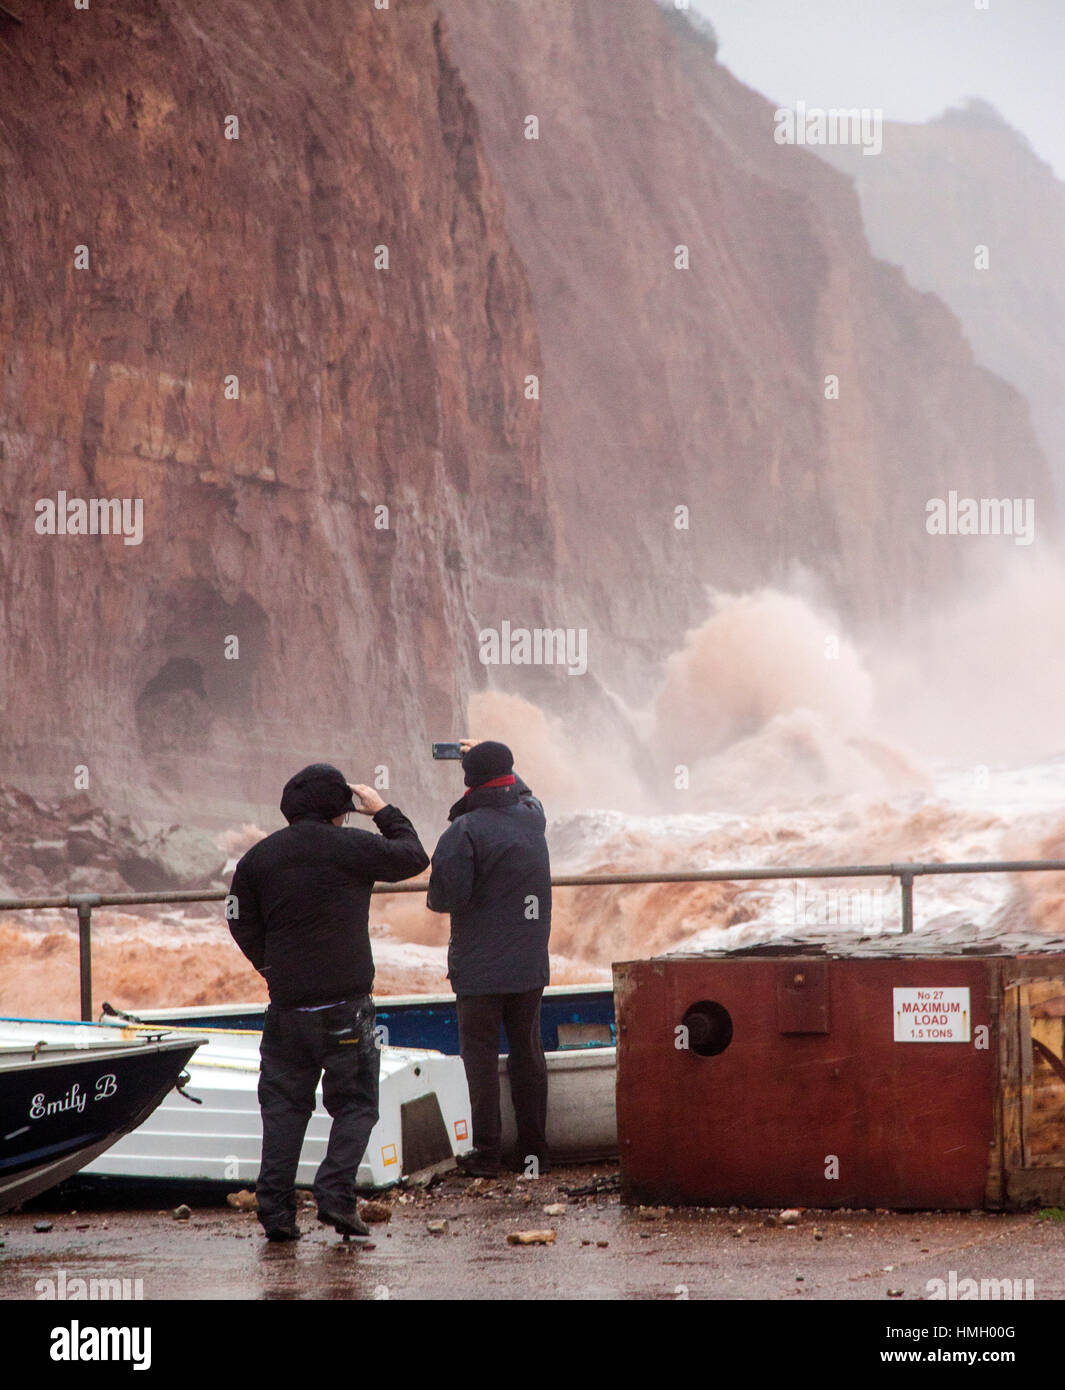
{"left": 228, "top": 762, "right": 428, "bottom": 1240}
{"left": 427, "top": 739, "right": 551, "bottom": 1177}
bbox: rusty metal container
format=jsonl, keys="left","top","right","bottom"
{"left": 614, "top": 923, "right": 1065, "bottom": 1210}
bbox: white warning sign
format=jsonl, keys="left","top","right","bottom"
{"left": 893, "top": 987, "right": 970, "bottom": 1042}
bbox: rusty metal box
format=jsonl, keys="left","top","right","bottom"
{"left": 614, "top": 925, "right": 1065, "bottom": 1210}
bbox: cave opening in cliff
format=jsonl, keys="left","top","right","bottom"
{"left": 135, "top": 657, "right": 211, "bottom": 761}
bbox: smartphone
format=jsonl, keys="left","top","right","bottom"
{"left": 432, "top": 742, "right": 464, "bottom": 760}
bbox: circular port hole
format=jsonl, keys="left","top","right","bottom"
{"left": 680, "top": 1000, "right": 733, "bottom": 1057}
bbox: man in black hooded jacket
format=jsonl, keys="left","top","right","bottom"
{"left": 228, "top": 762, "right": 428, "bottom": 1240}
{"left": 427, "top": 739, "right": 551, "bottom": 1177}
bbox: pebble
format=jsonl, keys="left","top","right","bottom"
{"left": 637, "top": 1206, "right": 672, "bottom": 1221}
{"left": 34, "top": 1221, "right": 53, "bottom": 1233}
{"left": 427, "top": 1219, "right": 449, "bottom": 1235}
{"left": 596, "top": 1240, "right": 609, "bottom": 1248}
{"left": 507, "top": 1229, "right": 556, "bottom": 1246}
{"left": 360, "top": 1201, "right": 393, "bottom": 1224}
{"left": 542, "top": 1203, "right": 566, "bottom": 1217}
{"left": 225, "top": 1190, "right": 257, "bottom": 1211}
{"left": 171, "top": 1205, "right": 191, "bottom": 1221}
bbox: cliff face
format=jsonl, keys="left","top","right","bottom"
{"left": 0, "top": 0, "right": 554, "bottom": 824}
{"left": 440, "top": 1, "right": 1056, "bottom": 696}
{"left": 816, "top": 100, "right": 1065, "bottom": 513}
{"left": 0, "top": 0, "right": 1057, "bottom": 836}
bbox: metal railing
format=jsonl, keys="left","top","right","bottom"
{"left": 3, "top": 858, "right": 1065, "bottom": 1022}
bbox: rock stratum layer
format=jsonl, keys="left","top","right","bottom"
{"left": 1, "top": 0, "right": 553, "bottom": 825}
{"left": 0, "top": 0, "right": 1056, "bottom": 833}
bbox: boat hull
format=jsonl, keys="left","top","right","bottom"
{"left": 500, "top": 1047, "right": 617, "bottom": 1162}
{"left": 0, "top": 1024, "right": 201, "bottom": 1212}
{"left": 133, "top": 985, "right": 620, "bottom": 1162}
{"left": 83, "top": 1034, "right": 474, "bottom": 1188}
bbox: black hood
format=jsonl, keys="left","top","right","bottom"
{"left": 280, "top": 764, "right": 357, "bottom": 823}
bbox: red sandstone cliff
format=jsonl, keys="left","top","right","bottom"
{"left": 0, "top": 0, "right": 555, "bottom": 826}
{"left": 441, "top": 0, "right": 1056, "bottom": 700}
{"left": 0, "top": 0, "right": 1056, "bottom": 837}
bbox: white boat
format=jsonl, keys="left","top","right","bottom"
{"left": 82, "top": 1028, "right": 473, "bottom": 1188}
{"left": 130, "top": 983, "right": 620, "bottom": 1164}
{"left": 501, "top": 1043, "right": 617, "bottom": 1164}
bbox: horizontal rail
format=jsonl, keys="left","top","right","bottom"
{"left": 4, "top": 859, "right": 1065, "bottom": 1021}
{"left": 4, "top": 860, "right": 1065, "bottom": 912}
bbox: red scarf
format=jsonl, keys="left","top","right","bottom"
{"left": 465, "top": 774, "right": 516, "bottom": 795}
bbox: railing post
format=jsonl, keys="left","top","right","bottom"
{"left": 899, "top": 871, "right": 915, "bottom": 935}
{"left": 69, "top": 893, "right": 102, "bottom": 1021}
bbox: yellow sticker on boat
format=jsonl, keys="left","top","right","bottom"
{"left": 381, "top": 1143, "right": 398, "bottom": 1166}
{"left": 454, "top": 1119, "right": 468, "bottom": 1141}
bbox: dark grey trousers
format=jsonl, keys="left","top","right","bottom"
{"left": 456, "top": 987, "right": 549, "bottom": 1168}
{"left": 256, "top": 995, "right": 380, "bottom": 1230}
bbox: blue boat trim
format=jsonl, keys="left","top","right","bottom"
{"left": 133, "top": 987, "right": 617, "bottom": 1055}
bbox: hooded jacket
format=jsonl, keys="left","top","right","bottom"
{"left": 228, "top": 765, "right": 429, "bottom": 1007}
{"left": 427, "top": 775, "right": 551, "bottom": 996}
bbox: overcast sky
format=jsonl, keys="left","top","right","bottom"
{"left": 692, "top": 0, "right": 1065, "bottom": 180}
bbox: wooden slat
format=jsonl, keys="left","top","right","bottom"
{"left": 984, "top": 962, "right": 1003, "bottom": 1206}
{"left": 1000, "top": 983, "right": 1024, "bottom": 1178}
{"left": 0, "top": 4, "right": 24, "bottom": 24}
{"left": 984, "top": 963, "right": 1004, "bottom": 1207}
{"left": 1026, "top": 977, "right": 1065, "bottom": 1163}
{"left": 1005, "top": 1166, "right": 1065, "bottom": 1208}
{"left": 1032, "top": 1037, "right": 1065, "bottom": 1087}
{"left": 1019, "top": 985, "right": 1033, "bottom": 1167}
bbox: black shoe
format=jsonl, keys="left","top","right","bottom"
{"left": 317, "top": 1207, "right": 371, "bottom": 1237}
{"left": 456, "top": 1151, "right": 502, "bottom": 1178}
{"left": 264, "top": 1224, "right": 301, "bottom": 1242}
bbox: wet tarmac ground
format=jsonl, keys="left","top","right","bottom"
{"left": 1, "top": 1168, "right": 1063, "bottom": 1301}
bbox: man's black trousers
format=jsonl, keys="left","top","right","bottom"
{"left": 256, "top": 995, "right": 380, "bottom": 1230}
{"left": 456, "top": 987, "right": 549, "bottom": 1170}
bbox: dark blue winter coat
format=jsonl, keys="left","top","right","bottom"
{"left": 427, "top": 777, "right": 551, "bottom": 996}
